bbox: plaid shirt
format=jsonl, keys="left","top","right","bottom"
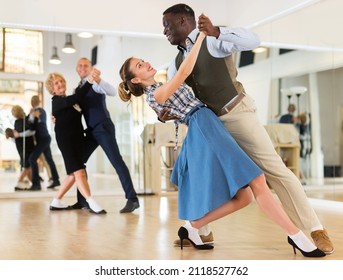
{"left": 144, "top": 82, "right": 202, "bottom": 124}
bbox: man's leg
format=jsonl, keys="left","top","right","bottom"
{"left": 28, "top": 143, "right": 46, "bottom": 190}
{"left": 92, "top": 120, "right": 139, "bottom": 213}
{"left": 42, "top": 137, "right": 60, "bottom": 188}
{"left": 40, "top": 154, "right": 52, "bottom": 182}
{"left": 220, "top": 95, "right": 333, "bottom": 254}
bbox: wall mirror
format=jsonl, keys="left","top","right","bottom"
{"left": 261, "top": 47, "right": 343, "bottom": 203}
{"left": 0, "top": 1, "right": 342, "bottom": 203}
{"left": 0, "top": 80, "right": 44, "bottom": 169}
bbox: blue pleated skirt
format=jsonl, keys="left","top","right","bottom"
{"left": 171, "top": 106, "right": 263, "bottom": 220}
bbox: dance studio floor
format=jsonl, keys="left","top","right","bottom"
{"left": 0, "top": 170, "right": 342, "bottom": 260}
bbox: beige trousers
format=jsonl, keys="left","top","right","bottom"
{"left": 219, "top": 94, "right": 320, "bottom": 230}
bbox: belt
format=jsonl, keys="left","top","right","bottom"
{"left": 217, "top": 92, "right": 245, "bottom": 117}
{"left": 184, "top": 103, "right": 206, "bottom": 124}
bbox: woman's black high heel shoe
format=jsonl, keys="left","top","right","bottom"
{"left": 287, "top": 237, "right": 325, "bottom": 257}
{"left": 178, "top": 226, "right": 214, "bottom": 250}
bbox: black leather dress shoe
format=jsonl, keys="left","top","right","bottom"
{"left": 47, "top": 181, "right": 61, "bottom": 189}
{"left": 120, "top": 200, "right": 140, "bottom": 213}
{"left": 14, "top": 186, "right": 28, "bottom": 191}
{"left": 27, "top": 186, "right": 42, "bottom": 191}
{"left": 69, "top": 202, "right": 90, "bottom": 210}
{"left": 50, "top": 205, "right": 73, "bottom": 211}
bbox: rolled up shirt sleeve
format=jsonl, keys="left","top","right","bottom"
{"left": 92, "top": 79, "right": 117, "bottom": 96}
{"left": 208, "top": 27, "right": 261, "bottom": 57}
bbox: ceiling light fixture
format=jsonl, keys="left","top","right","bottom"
{"left": 77, "top": 32, "right": 93, "bottom": 38}
{"left": 49, "top": 46, "right": 61, "bottom": 65}
{"left": 62, "top": 33, "right": 76, "bottom": 53}
{"left": 252, "top": 46, "right": 268, "bottom": 54}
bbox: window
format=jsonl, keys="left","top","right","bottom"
{"left": 0, "top": 29, "right": 3, "bottom": 71}
{"left": 91, "top": 46, "right": 98, "bottom": 65}
{"left": 279, "top": 48, "right": 295, "bottom": 55}
{"left": 1, "top": 28, "right": 43, "bottom": 74}
{"left": 239, "top": 50, "right": 255, "bottom": 67}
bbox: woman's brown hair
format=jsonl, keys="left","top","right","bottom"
{"left": 118, "top": 57, "right": 144, "bottom": 102}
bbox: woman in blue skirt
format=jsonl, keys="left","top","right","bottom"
{"left": 117, "top": 31, "right": 324, "bottom": 257}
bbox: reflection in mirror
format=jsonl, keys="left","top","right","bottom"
{"left": 0, "top": 80, "right": 44, "bottom": 192}
{"left": 264, "top": 47, "right": 343, "bottom": 202}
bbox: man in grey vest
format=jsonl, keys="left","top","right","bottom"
{"left": 161, "top": 3, "right": 334, "bottom": 254}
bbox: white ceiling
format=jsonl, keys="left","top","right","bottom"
{"left": 0, "top": 0, "right": 342, "bottom": 51}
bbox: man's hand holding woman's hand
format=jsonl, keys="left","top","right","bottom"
{"left": 88, "top": 68, "right": 101, "bottom": 84}
{"left": 197, "top": 13, "right": 220, "bottom": 38}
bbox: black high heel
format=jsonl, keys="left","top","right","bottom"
{"left": 178, "top": 226, "right": 214, "bottom": 250}
{"left": 287, "top": 236, "right": 325, "bottom": 257}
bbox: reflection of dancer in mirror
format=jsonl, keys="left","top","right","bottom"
{"left": 296, "top": 113, "right": 311, "bottom": 185}
{"left": 30, "top": 96, "right": 53, "bottom": 184}
{"left": 279, "top": 104, "right": 297, "bottom": 124}
{"left": 37, "top": 154, "right": 52, "bottom": 184}
{"left": 7, "top": 105, "right": 35, "bottom": 190}
{"left": 27, "top": 95, "right": 60, "bottom": 191}
{"left": 118, "top": 31, "right": 325, "bottom": 257}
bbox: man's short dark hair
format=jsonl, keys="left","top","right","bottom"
{"left": 163, "top": 3, "right": 195, "bottom": 19}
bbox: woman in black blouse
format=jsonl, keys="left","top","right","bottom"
{"left": 8, "top": 105, "right": 35, "bottom": 190}
{"left": 45, "top": 72, "right": 106, "bottom": 214}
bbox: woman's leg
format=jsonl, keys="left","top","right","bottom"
{"left": 50, "top": 174, "right": 75, "bottom": 210}
{"left": 191, "top": 187, "right": 254, "bottom": 229}
{"left": 15, "top": 168, "right": 29, "bottom": 189}
{"left": 248, "top": 174, "right": 320, "bottom": 254}
{"left": 73, "top": 169, "right": 90, "bottom": 199}
{"left": 21, "top": 168, "right": 32, "bottom": 183}
{"left": 179, "top": 187, "right": 253, "bottom": 249}
{"left": 26, "top": 167, "right": 32, "bottom": 182}
{"left": 55, "top": 174, "right": 75, "bottom": 199}
{"left": 248, "top": 174, "right": 299, "bottom": 235}
{"left": 73, "top": 169, "right": 106, "bottom": 214}
{"left": 17, "top": 168, "right": 26, "bottom": 183}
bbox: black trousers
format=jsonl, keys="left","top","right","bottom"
{"left": 76, "top": 119, "right": 137, "bottom": 206}
{"left": 29, "top": 136, "right": 59, "bottom": 187}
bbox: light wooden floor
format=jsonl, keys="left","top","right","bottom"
{"left": 0, "top": 172, "right": 342, "bottom": 260}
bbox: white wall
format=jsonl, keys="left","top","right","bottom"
{"left": 2, "top": 0, "right": 343, "bottom": 51}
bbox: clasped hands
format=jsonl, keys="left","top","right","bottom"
{"left": 197, "top": 13, "right": 220, "bottom": 38}
{"left": 87, "top": 68, "right": 101, "bottom": 84}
